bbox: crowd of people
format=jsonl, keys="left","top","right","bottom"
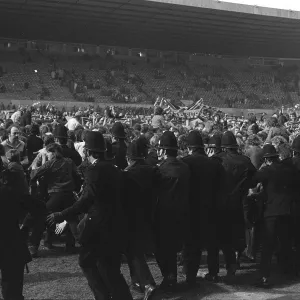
{"left": 2, "top": 103, "right": 300, "bottom": 300}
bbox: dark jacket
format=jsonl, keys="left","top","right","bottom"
{"left": 27, "top": 134, "right": 43, "bottom": 163}
{"left": 31, "top": 157, "right": 80, "bottom": 194}
{"left": 155, "top": 156, "right": 190, "bottom": 251}
{"left": 123, "top": 160, "right": 160, "bottom": 252}
{"left": 244, "top": 146, "right": 264, "bottom": 170}
{"left": 60, "top": 160, "right": 128, "bottom": 253}
{"left": 0, "top": 169, "right": 45, "bottom": 269}
{"left": 182, "top": 151, "right": 226, "bottom": 238}
{"left": 8, "top": 162, "right": 29, "bottom": 195}
{"left": 61, "top": 144, "right": 82, "bottom": 167}
{"left": 112, "top": 140, "right": 127, "bottom": 170}
{"left": 284, "top": 156, "right": 300, "bottom": 216}
{"left": 19, "top": 111, "right": 32, "bottom": 127}
{"left": 253, "top": 160, "right": 299, "bottom": 217}
{"left": 145, "top": 149, "right": 159, "bottom": 166}
{"left": 216, "top": 151, "right": 256, "bottom": 211}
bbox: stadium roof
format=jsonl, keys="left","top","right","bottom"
{"left": 1, "top": 0, "right": 300, "bottom": 58}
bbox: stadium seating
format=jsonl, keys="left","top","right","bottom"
{"left": 0, "top": 50, "right": 299, "bottom": 108}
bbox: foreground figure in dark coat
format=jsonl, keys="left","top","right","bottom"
{"left": 47, "top": 131, "right": 133, "bottom": 300}
{"left": 111, "top": 122, "right": 128, "bottom": 170}
{"left": 123, "top": 138, "right": 158, "bottom": 300}
{"left": 288, "top": 136, "right": 300, "bottom": 276}
{"left": 53, "top": 124, "right": 82, "bottom": 167}
{"left": 181, "top": 131, "right": 226, "bottom": 284}
{"left": 211, "top": 131, "right": 256, "bottom": 279}
{"left": 252, "top": 145, "right": 299, "bottom": 287}
{"left": 26, "top": 124, "right": 43, "bottom": 164}
{"left": 0, "top": 157, "right": 46, "bottom": 300}
{"left": 155, "top": 131, "right": 190, "bottom": 290}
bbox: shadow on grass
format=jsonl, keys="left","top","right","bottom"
{"left": 217, "top": 266, "right": 300, "bottom": 294}
{"left": 24, "top": 271, "right": 83, "bottom": 284}
{"left": 150, "top": 280, "right": 233, "bottom": 300}
{"left": 36, "top": 246, "right": 80, "bottom": 258}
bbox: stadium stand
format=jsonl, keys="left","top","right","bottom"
{"left": 0, "top": 49, "right": 300, "bottom": 108}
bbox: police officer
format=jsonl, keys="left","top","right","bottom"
{"left": 47, "top": 131, "right": 133, "bottom": 300}
{"left": 53, "top": 124, "right": 82, "bottom": 166}
{"left": 123, "top": 138, "right": 158, "bottom": 300}
{"left": 182, "top": 131, "right": 225, "bottom": 285}
{"left": 154, "top": 131, "right": 190, "bottom": 290}
{"left": 289, "top": 136, "right": 300, "bottom": 275}
{"left": 0, "top": 148, "right": 46, "bottom": 300}
{"left": 111, "top": 122, "right": 128, "bottom": 170}
{"left": 252, "top": 144, "right": 297, "bottom": 287}
{"left": 211, "top": 131, "right": 256, "bottom": 280}
{"left": 206, "top": 134, "right": 222, "bottom": 157}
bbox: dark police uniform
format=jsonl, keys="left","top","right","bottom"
{"left": 122, "top": 138, "right": 158, "bottom": 299}
{"left": 48, "top": 131, "right": 133, "bottom": 300}
{"left": 286, "top": 136, "right": 300, "bottom": 274}
{"left": 212, "top": 132, "right": 256, "bottom": 275}
{"left": 123, "top": 159, "right": 158, "bottom": 293}
{"left": 53, "top": 124, "right": 82, "bottom": 167}
{"left": 112, "top": 139, "right": 128, "bottom": 170}
{"left": 253, "top": 145, "right": 300, "bottom": 283}
{"left": 0, "top": 166, "right": 45, "bottom": 300}
{"left": 182, "top": 150, "right": 226, "bottom": 282}
{"left": 61, "top": 144, "right": 82, "bottom": 167}
{"left": 154, "top": 131, "right": 190, "bottom": 287}
{"left": 254, "top": 159, "right": 298, "bottom": 280}
{"left": 156, "top": 156, "right": 190, "bottom": 285}
{"left": 111, "top": 122, "right": 128, "bottom": 170}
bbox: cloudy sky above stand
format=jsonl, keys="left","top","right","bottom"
{"left": 223, "top": 0, "right": 300, "bottom": 11}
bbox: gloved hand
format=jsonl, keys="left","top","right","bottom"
{"left": 55, "top": 221, "right": 68, "bottom": 235}
{"left": 46, "top": 212, "right": 64, "bottom": 226}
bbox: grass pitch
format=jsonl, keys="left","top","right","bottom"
{"left": 11, "top": 245, "right": 300, "bottom": 300}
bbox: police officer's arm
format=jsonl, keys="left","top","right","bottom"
{"left": 252, "top": 165, "right": 270, "bottom": 186}
{"left": 73, "top": 150, "right": 82, "bottom": 167}
{"left": 58, "top": 168, "right": 97, "bottom": 220}
{"left": 71, "top": 160, "right": 83, "bottom": 193}
{"left": 242, "top": 164, "right": 257, "bottom": 193}
{"left": 59, "top": 187, "right": 93, "bottom": 221}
